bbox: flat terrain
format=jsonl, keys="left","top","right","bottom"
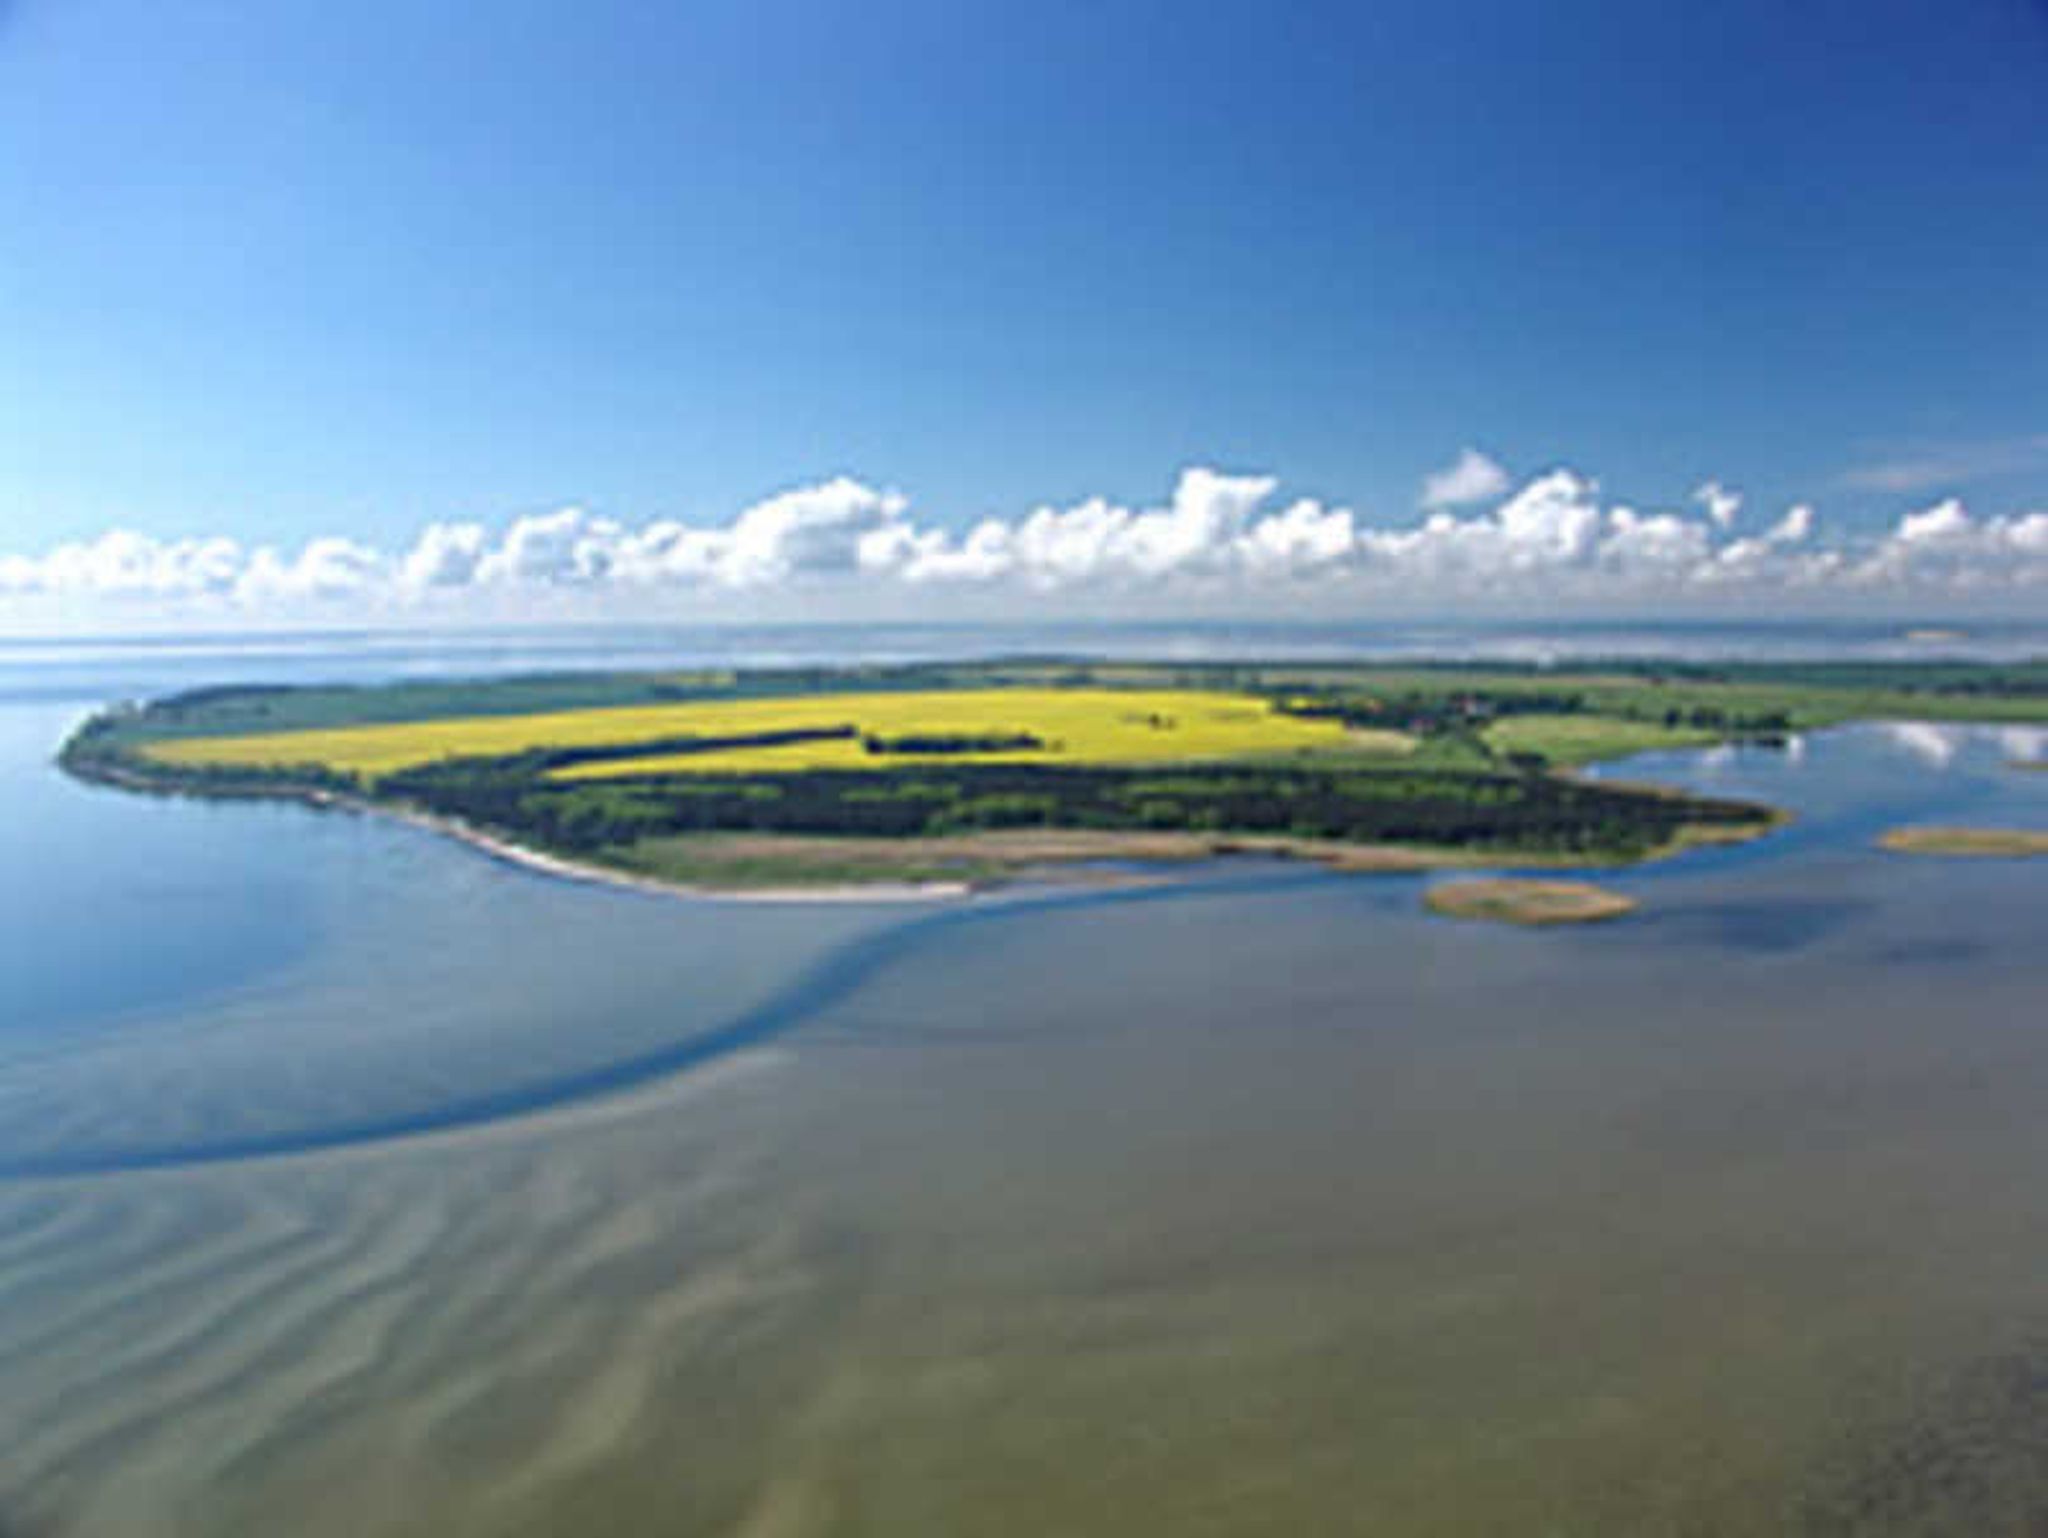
{"left": 1423, "top": 877, "right": 1638, "bottom": 925}
{"left": 64, "top": 657, "right": 2048, "bottom": 894}
{"left": 1479, "top": 712, "right": 1719, "bottom": 766}
{"left": 1878, "top": 826, "right": 2048, "bottom": 857}
{"left": 142, "top": 687, "right": 1400, "bottom": 778}
{"left": 603, "top": 828, "right": 1665, "bottom": 891}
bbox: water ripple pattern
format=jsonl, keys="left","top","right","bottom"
{"left": 0, "top": 869, "right": 1333, "bottom": 1181}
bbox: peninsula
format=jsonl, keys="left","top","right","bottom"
{"left": 59, "top": 657, "right": 2048, "bottom": 897}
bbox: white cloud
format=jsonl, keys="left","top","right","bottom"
{"left": 1769, "top": 504, "right": 1815, "bottom": 545}
{"left": 476, "top": 507, "right": 619, "bottom": 586}
{"left": 400, "top": 522, "right": 488, "bottom": 591}
{"left": 1848, "top": 499, "right": 2048, "bottom": 589}
{"left": 24, "top": 530, "right": 248, "bottom": 599}
{"left": 723, "top": 477, "right": 907, "bottom": 584}
{"left": 1492, "top": 470, "right": 1603, "bottom": 566}
{"left": 4, "top": 465, "right": 2045, "bottom": 625}
{"left": 1238, "top": 497, "right": 1357, "bottom": 578}
{"left": 1599, "top": 506, "right": 1712, "bottom": 578}
{"left": 1420, "top": 448, "right": 1511, "bottom": 509}
{"left": 237, "top": 537, "right": 384, "bottom": 602}
{"left": 1693, "top": 480, "right": 1741, "bottom": 529}
{"left": 989, "top": 468, "right": 1292, "bottom": 588}
{"left": 1698, "top": 503, "right": 1822, "bottom": 586}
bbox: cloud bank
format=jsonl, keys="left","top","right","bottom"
{"left": 4, "top": 461, "right": 2045, "bottom": 626}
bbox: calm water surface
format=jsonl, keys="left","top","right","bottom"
{"left": 1, "top": 630, "right": 2045, "bottom": 1535}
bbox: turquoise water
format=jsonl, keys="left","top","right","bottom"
{"left": 1, "top": 632, "right": 2045, "bottom": 1534}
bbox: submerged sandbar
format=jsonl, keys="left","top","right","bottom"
{"left": 1423, "top": 877, "right": 1637, "bottom": 926}
{"left": 1878, "top": 826, "right": 2048, "bottom": 857}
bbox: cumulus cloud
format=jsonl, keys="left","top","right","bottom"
{"left": 1697, "top": 503, "right": 1824, "bottom": 587}
{"left": 1846, "top": 499, "right": 2048, "bottom": 589}
{"left": 1420, "top": 448, "right": 1511, "bottom": 509}
{"left": 400, "top": 522, "right": 488, "bottom": 591}
{"left": 1770, "top": 504, "right": 1815, "bottom": 545}
{"left": 4, "top": 464, "right": 2045, "bottom": 624}
{"left": 476, "top": 507, "right": 620, "bottom": 586}
{"left": 716, "top": 477, "right": 907, "bottom": 584}
{"left": 13, "top": 530, "right": 248, "bottom": 599}
{"left": 955, "top": 468, "right": 1299, "bottom": 589}
{"left": 1693, "top": 480, "right": 1742, "bottom": 529}
{"left": 238, "top": 537, "right": 384, "bottom": 602}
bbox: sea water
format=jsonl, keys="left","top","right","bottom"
{"left": 1, "top": 625, "right": 2044, "bottom": 1534}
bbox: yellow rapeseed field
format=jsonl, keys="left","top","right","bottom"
{"left": 145, "top": 688, "right": 1411, "bottom": 780}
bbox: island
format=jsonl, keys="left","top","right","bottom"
{"left": 1878, "top": 827, "right": 2048, "bottom": 857}
{"left": 58, "top": 657, "right": 2048, "bottom": 902}
{"left": 1424, "top": 878, "right": 1637, "bottom": 925}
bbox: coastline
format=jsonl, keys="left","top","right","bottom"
{"left": 291, "top": 798, "right": 1788, "bottom": 904}
{"left": 57, "top": 665, "right": 1825, "bottom": 908}
{"left": 379, "top": 800, "right": 977, "bottom": 904}
{"left": 63, "top": 749, "right": 1780, "bottom": 903}
{"left": 61, "top": 753, "right": 973, "bottom": 903}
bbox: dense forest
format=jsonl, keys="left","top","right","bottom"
{"left": 376, "top": 755, "right": 1768, "bottom": 861}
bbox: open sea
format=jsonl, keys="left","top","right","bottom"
{"left": 1, "top": 621, "right": 2045, "bottom": 1535}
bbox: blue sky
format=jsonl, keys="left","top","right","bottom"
{"left": 2, "top": 0, "right": 2046, "bottom": 623}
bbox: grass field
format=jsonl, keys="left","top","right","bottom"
{"left": 144, "top": 688, "right": 1410, "bottom": 781}
{"left": 1269, "top": 668, "right": 2048, "bottom": 734}
{"left": 1481, "top": 713, "right": 1722, "bottom": 766}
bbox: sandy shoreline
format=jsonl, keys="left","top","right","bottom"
{"left": 338, "top": 796, "right": 979, "bottom": 905}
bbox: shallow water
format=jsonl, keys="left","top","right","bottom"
{"left": 2, "top": 634, "right": 2045, "bottom": 1535}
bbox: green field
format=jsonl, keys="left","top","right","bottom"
{"left": 1478, "top": 712, "right": 1722, "bottom": 765}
